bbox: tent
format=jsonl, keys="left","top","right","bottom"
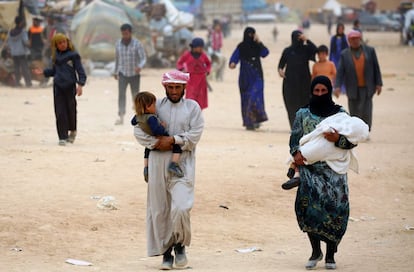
{"left": 70, "top": 0, "right": 153, "bottom": 62}
{"left": 323, "top": 0, "right": 342, "bottom": 17}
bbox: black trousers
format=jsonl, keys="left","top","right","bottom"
{"left": 54, "top": 85, "right": 77, "bottom": 140}
{"left": 13, "top": 55, "right": 32, "bottom": 87}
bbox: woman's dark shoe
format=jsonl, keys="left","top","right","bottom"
{"left": 305, "top": 252, "right": 323, "bottom": 270}
{"left": 325, "top": 261, "right": 337, "bottom": 270}
{"left": 281, "top": 177, "right": 300, "bottom": 190}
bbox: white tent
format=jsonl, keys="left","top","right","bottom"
{"left": 323, "top": 0, "right": 342, "bottom": 17}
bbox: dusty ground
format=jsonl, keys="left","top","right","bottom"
{"left": 0, "top": 23, "right": 413, "bottom": 271}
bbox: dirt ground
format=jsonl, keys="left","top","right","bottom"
{"left": 0, "top": 22, "right": 413, "bottom": 271}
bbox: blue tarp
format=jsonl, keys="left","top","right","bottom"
{"left": 242, "top": 0, "right": 267, "bottom": 12}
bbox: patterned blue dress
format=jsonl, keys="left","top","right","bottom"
{"left": 290, "top": 107, "right": 350, "bottom": 245}
{"left": 229, "top": 45, "right": 269, "bottom": 128}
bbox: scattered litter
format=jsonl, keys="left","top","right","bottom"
{"left": 276, "top": 250, "right": 286, "bottom": 255}
{"left": 117, "top": 141, "right": 135, "bottom": 146}
{"left": 386, "top": 87, "right": 395, "bottom": 91}
{"left": 219, "top": 205, "right": 229, "bottom": 210}
{"left": 90, "top": 195, "right": 101, "bottom": 200}
{"left": 97, "top": 196, "right": 118, "bottom": 210}
{"left": 24, "top": 101, "right": 32, "bottom": 105}
{"left": 405, "top": 225, "right": 414, "bottom": 231}
{"left": 90, "top": 226, "right": 98, "bottom": 231}
{"left": 349, "top": 216, "right": 360, "bottom": 222}
{"left": 236, "top": 247, "right": 262, "bottom": 253}
{"left": 360, "top": 215, "right": 376, "bottom": 221}
{"left": 10, "top": 247, "right": 22, "bottom": 252}
{"left": 248, "top": 164, "right": 258, "bottom": 168}
{"left": 65, "top": 259, "right": 93, "bottom": 266}
{"left": 94, "top": 158, "right": 105, "bottom": 162}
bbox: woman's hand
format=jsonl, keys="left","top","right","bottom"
{"left": 324, "top": 128, "right": 340, "bottom": 142}
{"left": 229, "top": 62, "right": 236, "bottom": 69}
{"left": 76, "top": 85, "right": 83, "bottom": 96}
{"left": 293, "top": 151, "right": 306, "bottom": 166}
{"left": 32, "top": 67, "right": 43, "bottom": 75}
{"left": 278, "top": 68, "right": 285, "bottom": 78}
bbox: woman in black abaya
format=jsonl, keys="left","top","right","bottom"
{"left": 278, "top": 30, "right": 317, "bottom": 129}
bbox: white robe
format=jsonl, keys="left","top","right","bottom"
{"left": 299, "top": 112, "right": 369, "bottom": 174}
{"left": 134, "top": 97, "right": 204, "bottom": 257}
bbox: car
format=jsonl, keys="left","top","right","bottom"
{"left": 359, "top": 13, "right": 401, "bottom": 32}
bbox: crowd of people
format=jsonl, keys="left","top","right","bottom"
{"left": 3, "top": 14, "right": 384, "bottom": 270}
{"left": 1, "top": 13, "right": 69, "bottom": 88}
{"left": 125, "top": 20, "right": 381, "bottom": 270}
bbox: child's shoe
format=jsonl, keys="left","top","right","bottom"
{"left": 168, "top": 162, "right": 184, "bottom": 178}
{"left": 68, "top": 131, "right": 77, "bottom": 143}
{"left": 281, "top": 177, "right": 300, "bottom": 190}
{"left": 143, "top": 166, "right": 148, "bottom": 183}
{"left": 287, "top": 162, "right": 296, "bottom": 178}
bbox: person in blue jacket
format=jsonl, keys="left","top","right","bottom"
{"left": 37, "top": 33, "right": 87, "bottom": 145}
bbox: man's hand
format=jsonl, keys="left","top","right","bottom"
{"left": 334, "top": 87, "right": 341, "bottom": 98}
{"left": 293, "top": 151, "right": 306, "bottom": 166}
{"left": 154, "top": 136, "right": 174, "bottom": 151}
{"left": 376, "top": 85, "right": 382, "bottom": 95}
{"left": 229, "top": 62, "right": 236, "bottom": 69}
{"left": 135, "top": 67, "right": 142, "bottom": 74}
{"left": 114, "top": 74, "right": 118, "bottom": 80}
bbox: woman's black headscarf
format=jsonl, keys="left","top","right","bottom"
{"left": 291, "top": 30, "right": 304, "bottom": 47}
{"left": 238, "top": 27, "right": 262, "bottom": 61}
{"left": 309, "top": 76, "right": 341, "bottom": 117}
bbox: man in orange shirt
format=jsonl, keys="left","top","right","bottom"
{"left": 312, "top": 45, "right": 336, "bottom": 83}
{"left": 28, "top": 16, "right": 44, "bottom": 61}
{"left": 335, "top": 30, "right": 382, "bottom": 131}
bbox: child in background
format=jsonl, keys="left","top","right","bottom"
{"left": 176, "top": 37, "right": 211, "bottom": 110}
{"left": 209, "top": 20, "right": 223, "bottom": 53}
{"left": 36, "top": 33, "right": 86, "bottom": 145}
{"left": 131, "top": 91, "right": 184, "bottom": 182}
{"left": 311, "top": 45, "right": 336, "bottom": 83}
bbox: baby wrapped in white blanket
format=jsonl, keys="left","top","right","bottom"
{"left": 299, "top": 112, "right": 369, "bottom": 174}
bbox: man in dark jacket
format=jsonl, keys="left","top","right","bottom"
{"left": 335, "top": 30, "right": 382, "bottom": 131}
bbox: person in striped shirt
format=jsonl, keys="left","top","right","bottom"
{"left": 114, "top": 23, "right": 147, "bottom": 125}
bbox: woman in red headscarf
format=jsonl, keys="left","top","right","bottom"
{"left": 176, "top": 37, "right": 211, "bottom": 110}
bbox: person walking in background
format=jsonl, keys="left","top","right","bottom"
{"left": 278, "top": 30, "right": 317, "bottom": 129}
{"left": 133, "top": 70, "right": 204, "bottom": 270}
{"left": 36, "top": 33, "right": 87, "bottom": 145}
{"left": 329, "top": 23, "right": 348, "bottom": 69}
{"left": 312, "top": 45, "right": 336, "bottom": 82}
{"left": 229, "top": 27, "right": 269, "bottom": 131}
{"left": 6, "top": 16, "right": 32, "bottom": 87}
{"left": 335, "top": 30, "right": 382, "bottom": 131}
{"left": 28, "top": 16, "right": 44, "bottom": 61}
{"left": 176, "top": 37, "right": 211, "bottom": 110}
{"left": 329, "top": 23, "right": 348, "bottom": 93}
{"left": 209, "top": 20, "right": 223, "bottom": 53}
{"left": 114, "top": 23, "right": 147, "bottom": 125}
{"left": 289, "top": 76, "right": 357, "bottom": 270}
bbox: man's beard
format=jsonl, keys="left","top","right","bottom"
{"left": 166, "top": 90, "right": 185, "bottom": 103}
